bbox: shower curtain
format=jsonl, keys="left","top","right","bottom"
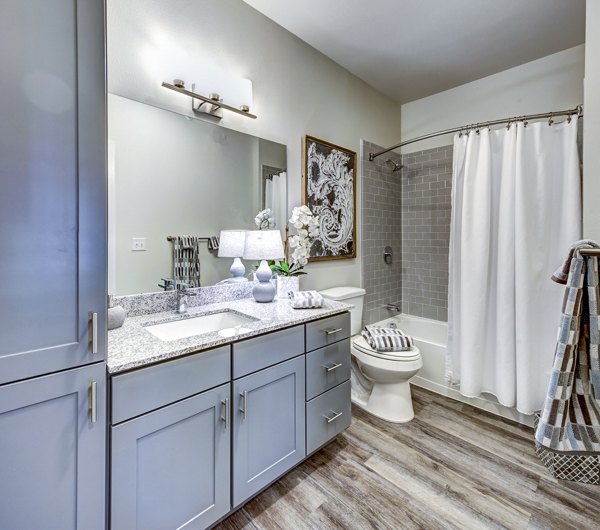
{"left": 265, "top": 171, "right": 287, "bottom": 233}
{"left": 446, "top": 119, "right": 581, "bottom": 415}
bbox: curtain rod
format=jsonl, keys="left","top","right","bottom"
{"left": 368, "top": 105, "right": 583, "bottom": 161}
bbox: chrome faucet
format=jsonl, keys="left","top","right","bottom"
{"left": 383, "top": 303, "right": 401, "bottom": 312}
{"left": 176, "top": 283, "right": 197, "bottom": 314}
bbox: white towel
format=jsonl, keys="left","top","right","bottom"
{"left": 362, "top": 325, "right": 414, "bottom": 352}
{"left": 288, "top": 290, "right": 324, "bottom": 309}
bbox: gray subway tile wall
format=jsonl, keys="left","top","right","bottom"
{"left": 401, "top": 145, "right": 452, "bottom": 321}
{"left": 360, "top": 141, "right": 452, "bottom": 325}
{"left": 361, "top": 141, "right": 403, "bottom": 325}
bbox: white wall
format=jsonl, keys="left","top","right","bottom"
{"left": 107, "top": 0, "right": 402, "bottom": 291}
{"left": 400, "top": 45, "right": 585, "bottom": 152}
{"left": 584, "top": 1, "right": 600, "bottom": 240}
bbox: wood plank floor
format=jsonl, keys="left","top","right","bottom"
{"left": 215, "top": 387, "right": 600, "bottom": 530}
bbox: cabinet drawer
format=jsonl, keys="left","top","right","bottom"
{"left": 233, "top": 325, "right": 304, "bottom": 379}
{"left": 111, "top": 346, "right": 230, "bottom": 424}
{"left": 306, "top": 339, "right": 351, "bottom": 400}
{"left": 305, "top": 312, "right": 351, "bottom": 352}
{"left": 306, "top": 380, "right": 351, "bottom": 455}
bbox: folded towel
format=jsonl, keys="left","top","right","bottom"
{"left": 289, "top": 290, "right": 324, "bottom": 309}
{"left": 362, "top": 325, "right": 414, "bottom": 352}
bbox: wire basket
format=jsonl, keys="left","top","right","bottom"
{"left": 534, "top": 414, "right": 600, "bottom": 484}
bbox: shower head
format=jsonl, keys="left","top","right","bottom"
{"left": 385, "top": 158, "right": 403, "bottom": 172}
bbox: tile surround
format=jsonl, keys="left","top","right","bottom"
{"left": 401, "top": 145, "right": 452, "bottom": 321}
{"left": 360, "top": 141, "right": 452, "bottom": 323}
{"left": 361, "top": 141, "right": 403, "bottom": 325}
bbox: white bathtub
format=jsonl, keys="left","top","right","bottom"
{"left": 371, "top": 313, "right": 533, "bottom": 426}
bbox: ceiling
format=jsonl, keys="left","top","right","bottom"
{"left": 243, "top": 0, "right": 585, "bottom": 104}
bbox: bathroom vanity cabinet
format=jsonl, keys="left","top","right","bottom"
{"left": 109, "top": 312, "right": 351, "bottom": 530}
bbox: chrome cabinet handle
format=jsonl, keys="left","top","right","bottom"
{"left": 325, "top": 328, "right": 343, "bottom": 336}
{"left": 89, "top": 380, "right": 97, "bottom": 423}
{"left": 324, "top": 410, "right": 343, "bottom": 423}
{"left": 324, "top": 362, "right": 343, "bottom": 372}
{"left": 89, "top": 312, "right": 98, "bottom": 354}
{"left": 221, "top": 397, "right": 229, "bottom": 429}
{"left": 240, "top": 391, "right": 248, "bottom": 419}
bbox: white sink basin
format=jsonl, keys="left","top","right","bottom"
{"left": 145, "top": 311, "right": 256, "bottom": 341}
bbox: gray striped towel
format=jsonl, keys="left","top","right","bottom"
{"left": 535, "top": 240, "right": 600, "bottom": 454}
{"left": 362, "top": 325, "right": 414, "bottom": 352}
{"left": 289, "top": 290, "right": 324, "bottom": 309}
{"left": 172, "top": 236, "right": 201, "bottom": 288}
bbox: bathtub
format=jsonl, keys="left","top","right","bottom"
{"left": 370, "top": 313, "right": 533, "bottom": 426}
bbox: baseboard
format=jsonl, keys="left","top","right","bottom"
{"left": 410, "top": 376, "right": 534, "bottom": 427}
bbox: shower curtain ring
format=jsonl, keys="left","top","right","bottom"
{"left": 548, "top": 112, "right": 554, "bottom": 126}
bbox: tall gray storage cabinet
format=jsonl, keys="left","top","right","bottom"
{"left": 0, "top": 0, "right": 107, "bottom": 528}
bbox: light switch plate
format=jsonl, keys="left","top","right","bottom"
{"left": 131, "top": 237, "right": 146, "bottom": 251}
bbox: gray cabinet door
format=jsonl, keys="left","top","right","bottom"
{"left": 111, "top": 383, "right": 231, "bottom": 530}
{"left": 0, "top": 362, "right": 106, "bottom": 530}
{"left": 233, "top": 356, "right": 306, "bottom": 507}
{"left": 0, "top": 0, "right": 106, "bottom": 384}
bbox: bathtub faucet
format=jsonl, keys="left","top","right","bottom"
{"left": 383, "top": 303, "right": 401, "bottom": 312}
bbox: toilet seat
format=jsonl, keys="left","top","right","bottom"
{"left": 352, "top": 335, "right": 421, "bottom": 362}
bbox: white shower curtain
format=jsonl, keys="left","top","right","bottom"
{"left": 265, "top": 171, "right": 287, "bottom": 233}
{"left": 447, "top": 119, "right": 581, "bottom": 415}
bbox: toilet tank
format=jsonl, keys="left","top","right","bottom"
{"left": 319, "top": 286, "right": 366, "bottom": 335}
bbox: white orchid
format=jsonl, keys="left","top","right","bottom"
{"left": 255, "top": 208, "right": 275, "bottom": 230}
{"left": 260, "top": 205, "right": 319, "bottom": 277}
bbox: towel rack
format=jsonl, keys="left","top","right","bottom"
{"left": 166, "top": 236, "right": 212, "bottom": 242}
{"left": 166, "top": 235, "right": 219, "bottom": 251}
{"left": 578, "top": 249, "right": 600, "bottom": 256}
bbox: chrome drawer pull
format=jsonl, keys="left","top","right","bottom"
{"left": 325, "top": 328, "right": 343, "bottom": 336}
{"left": 89, "top": 312, "right": 98, "bottom": 354}
{"left": 240, "top": 391, "right": 248, "bottom": 419}
{"left": 221, "top": 397, "right": 230, "bottom": 429}
{"left": 324, "top": 362, "right": 343, "bottom": 372}
{"left": 89, "top": 380, "right": 97, "bottom": 423}
{"left": 324, "top": 410, "right": 343, "bottom": 423}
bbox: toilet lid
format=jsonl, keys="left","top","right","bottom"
{"left": 353, "top": 335, "right": 421, "bottom": 361}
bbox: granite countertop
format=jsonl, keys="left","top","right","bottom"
{"left": 107, "top": 298, "right": 352, "bottom": 374}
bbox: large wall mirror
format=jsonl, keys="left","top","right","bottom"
{"left": 108, "top": 94, "right": 287, "bottom": 295}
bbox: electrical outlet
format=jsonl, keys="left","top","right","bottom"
{"left": 131, "top": 237, "right": 146, "bottom": 251}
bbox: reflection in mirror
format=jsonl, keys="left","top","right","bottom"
{"left": 107, "top": 94, "right": 287, "bottom": 295}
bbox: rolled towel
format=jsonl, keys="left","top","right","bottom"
{"left": 288, "top": 290, "right": 324, "bottom": 309}
{"left": 361, "top": 325, "right": 414, "bottom": 352}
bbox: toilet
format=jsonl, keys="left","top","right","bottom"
{"left": 320, "top": 286, "right": 422, "bottom": 423}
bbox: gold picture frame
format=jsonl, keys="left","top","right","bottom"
{"left": 302, "top": 135, "right": 357, "bottom": 261}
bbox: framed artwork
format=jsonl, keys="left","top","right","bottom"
{"left": 302, "top": 135, "right": 357, "bottom": 261}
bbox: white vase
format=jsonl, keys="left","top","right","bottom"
{"left": 276, "top": 275, "right": 300, "bottom": 300}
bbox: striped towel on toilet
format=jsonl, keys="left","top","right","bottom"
{"left": 289, "top": 290, "right": 324, "bottom": 309}
{"left": 362, "top": 325, "right": 414, "bottom": 352}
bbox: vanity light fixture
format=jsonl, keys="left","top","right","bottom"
{"left": 162, "top": 79, "right": 257, "bottom": 119}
